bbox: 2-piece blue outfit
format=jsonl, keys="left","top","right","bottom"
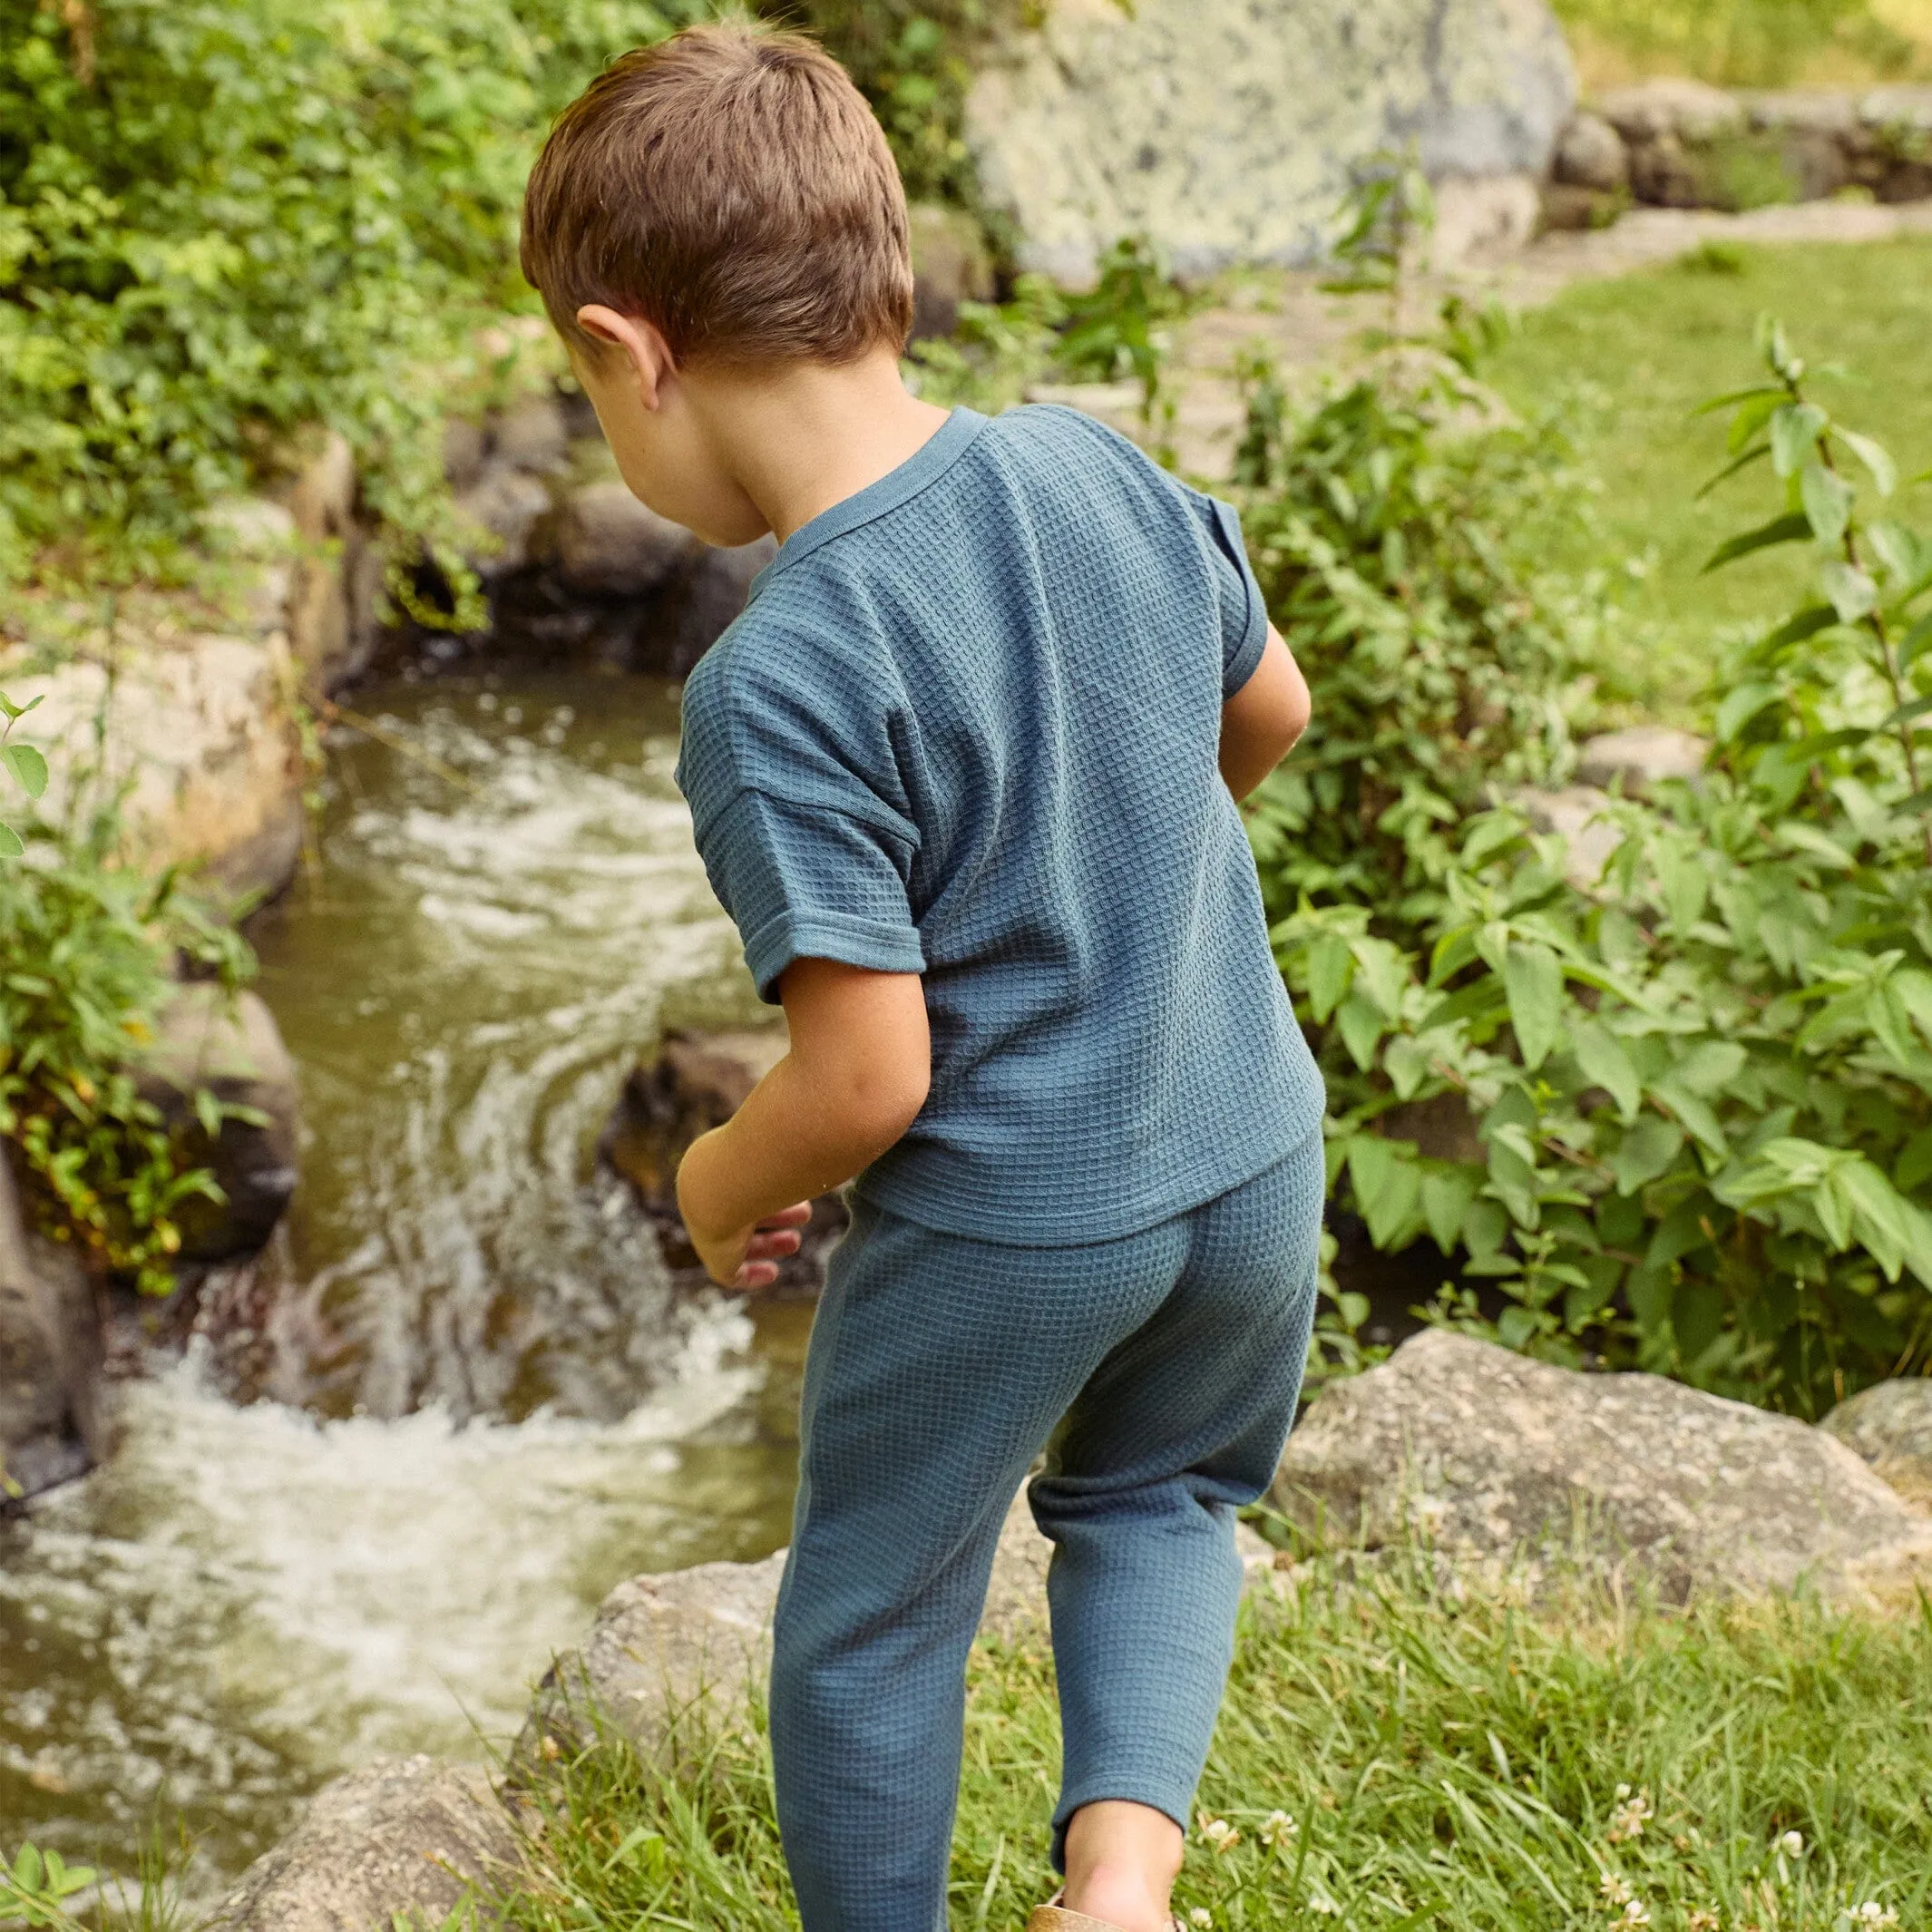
{"left": 676, "top": 403, "right": 1327, "bottom": 1932}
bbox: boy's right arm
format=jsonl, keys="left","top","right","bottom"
{"left": 675, "top": 958, "right": 930, "bottom": 1289}
{"left": 1220, "top": 626, "right": 1311, "bottom": 800}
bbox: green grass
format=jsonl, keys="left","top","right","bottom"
{"left": 492, "top": 1554, "right": 1932, "bottom": 1930}
{"left": 1482, "top": 236, "right": 1932, "bottom": 718}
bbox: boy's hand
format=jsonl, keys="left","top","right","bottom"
{"left": 670, "top": 961, "right": 930, "bottom": 1292}
{"left": 677, "top": 1130, "right": 813, "bottom": 1289}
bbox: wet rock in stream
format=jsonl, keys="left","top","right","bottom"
{"left": 0, "top": 1160, "right": 111, "bottom": 1508}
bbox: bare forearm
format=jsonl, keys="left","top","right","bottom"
{"left": 675, "top": 961, "right": 931, "bottom": 1280}
{"left": 678, "top": 1052, "right": 907, "bottom": 1236}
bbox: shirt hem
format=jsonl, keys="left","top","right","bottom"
{"left": 851, "top": 1100, "right": 1327, "bottom": 1249}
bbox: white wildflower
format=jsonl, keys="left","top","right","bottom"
{"left": 1189, "top": 1910, "right": 1213, "bottom": 1928}
{"left": 1780, "top": 1830, "right": 1805, "bottom": 1858}
{"left": 1622, "top": 1904, "right": 1651, "bottom": 1928}
{"left": 1851, "top": 1908, "right": 1899, "bottom": 1930}
{"left": 1600, "top": 1874, "right": 1633, "bottom": 1908}
{"left": 1195, "top": 1813, "right": 1241, "bottom": 1855}
{"left": 1259, "top": 1810, "right": 1298, "bottom": 1850}
{"left": 1685, "top": 1911, "right": 1721, "bottom": 1932}
{"left": 1606, "top": 1790, "right": 1654, "bottom": 1845}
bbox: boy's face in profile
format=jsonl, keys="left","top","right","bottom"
{"left": 568, "top": 314, "right": 775, "bottom": 549}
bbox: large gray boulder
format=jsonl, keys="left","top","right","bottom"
{"left": 0, "top": 1158, "right": 109, "bottom": 1506}
{"left": 0, "top": 627, "right": 304, "bottom": 909}
{"left": 963, "top": 0, "right": 1576, "bottom": 283}
{"left": 1822, "top": 1380, "right": 1932, "bottom": 1511}
{"left": 213, "top": 1756, "right": 518, "bottom": 1932}
{"left": 136, "top": 983, "right": 301, "bottom": 1263}
{"left": 521, "top": 1489, "right": 1277, "bottom": 1763}
{"left": 1271, "top": 1331, "right": 1932, "bottom": 1603}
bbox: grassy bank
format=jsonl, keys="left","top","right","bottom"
{"left": 1554, "top": 0, "right": 1932, "bottom": 87}
{"left": 1481, "top": 234, "right": 1932, "bottom": 715}
{"left": 495, "top": 1555, "right": 1932, "bottom": 1930}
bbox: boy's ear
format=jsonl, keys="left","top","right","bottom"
{"left": 576, "top": 306, "right": 675, "bottom": 410}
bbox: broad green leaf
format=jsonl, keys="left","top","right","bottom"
{"left": 1880, "top": 693, "right": 1932, "bottom": 732}
{"left": 0, "top": 692, "right": 41, "bottom": 722}
{"left": 1762, "top": 603, "right": 1839, "bottom": 652}
{"left": 1652, "top": 1079, "right": 1729, "bottom": 1159}
{"left": 1420, "top": 1167, "right": 1478, "bottom": 1254}
{"left": 2, "top": 743, "right": 47, "bottom": 800}
{"left": 1304, "top": 932, "right": 1353, "bottom": 1022}
{"left": 1362, "top": 1150, "right": 1421, "bottom": 1249}
{"left": 1820, "top": 559, "right": 1878, "bottom": 623}
{"left": 1897, "top": 1125, "right": 1932, "bottom": 1193}
{"left": 1769, "top": 402, "right": 1828, "bottom": 477}
{"left": 1502, "top": 941, "right": 1564, "bottom": 1071}
{"left": 1837, "top": 426, "right": 1898, "bottom": 496}
{"left": 1703, "top": 512, "right": 1812, "bottom": 575}
{"left": 1693, "top": 381, "right": 1784, "bottom": 418}
{"left": 1335, "top": 991, "right": 1386, "bottom": 1070}
{"left": 1672, "top": 1041, "right": 1747, "bottom": 1098}
{"left": 1573, "top": 1021, "right": 1642, "bottom": 1121}
{"left": 1715, "top": 678, "right": 1782, "bottom": 742}
{"left": 1611, "top": 1117, "right": 1685, "bottom": 1195}
{"left": 1901, "top": 608, "right": 1932, "bottom": 668}
{"left": 0, "top": 824, "right": 22, "bottom": 859}
{"left": 1800, "top": 460, "right": 1853, "bottom": 544}
{"left": 1673, "top": 1278, "right": 1725, "bottom": 1362}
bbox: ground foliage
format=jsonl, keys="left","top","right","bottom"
{"left": 0, "top": 0, "right": 1006, "bottom": 598}
{"left": 490, "top": 1554, "right": 1932, "bottom": 1930}
{"left": 1250, "top": 311, "right": 1932, "bottom": 1417}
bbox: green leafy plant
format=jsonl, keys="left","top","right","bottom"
{"left": 0, "top": 0, "right": 707, "bottom": 597}
{"left": 1269, "top": 320, "right": 1932, "bottom": 1416}
{"left": 1051, "top": 234, "right": 1191, "bottom": 455}
{"left": 0, "top": 1843, "right": 95, "bottom": 1930}
{"left": 1234, "top": 338, "right": 1589, "bottom": 937}
{"left": 0, "top": 688, "right": 47, "bottom": 856}
{"left": 0, "top": 723, "right": 249, "bottom": 1297}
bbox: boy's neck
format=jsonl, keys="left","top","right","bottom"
{"left": 691, "top": 350, "right": 951, "bottom": 545}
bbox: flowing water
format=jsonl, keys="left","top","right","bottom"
{"left": 0, "top": 669, "right": 810, "bottom": 1901}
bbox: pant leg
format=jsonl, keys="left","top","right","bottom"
{"left": 769, "top": 1193, "right": 1192, "bottom": 1932}
{"left": 1034, "top": 1130, "right": 1326, "bottom": 1861}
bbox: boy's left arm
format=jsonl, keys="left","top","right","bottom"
{"left": 675, "top": 958, "right": 931, "bottom": 1288}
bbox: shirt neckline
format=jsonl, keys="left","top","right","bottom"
{"left": 751, "top": 406, "right": 989, "bottom": 594}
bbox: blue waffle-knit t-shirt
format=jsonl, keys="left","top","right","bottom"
{"left": 675, "top": 403, "right": 1325, "bottom": 1246}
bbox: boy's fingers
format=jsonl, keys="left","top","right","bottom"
{"left": 743, "top": 1230, "right": 802, "bottom": 1262}
{"left": 759, "top": 1201, "right": 815, "bottom": 1229}
{"left": 734, "top": 1259, "right": 780, "bottom": 1289}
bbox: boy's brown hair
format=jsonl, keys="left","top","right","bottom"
{"left": 520, "top": 22, "right": 913, "bottom": 366}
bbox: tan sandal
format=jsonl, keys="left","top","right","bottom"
{"left": 1026, "top": 1896, "right": 1184, "bottom": 1932}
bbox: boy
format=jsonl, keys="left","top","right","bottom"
{"left": 520, "top": 24, "right": 1325, "bottom": 1932}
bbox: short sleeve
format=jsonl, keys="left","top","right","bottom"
{"left": 1186, "top": 489, "right": 1270, "bottom": 698}
{"left": 698, "top": 789, "right": 926, "bottom": 1003}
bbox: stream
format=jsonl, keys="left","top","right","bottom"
{"left": 0, "top": 668, "right": 811, "bottom": 1902}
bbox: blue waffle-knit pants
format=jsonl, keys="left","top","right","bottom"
{"left": 767, "top": 1129, "right": 1325, "bottom": 1932}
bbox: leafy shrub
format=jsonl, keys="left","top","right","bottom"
{"left": 1, "top": 759, "right": 249, "bottom": 1295}
{"left": 1234, "top": 326, "right": 1590, "bottom": 937}
{"left": 0, "top": 0, "right": 718, "bottom": 590}
{"left": 777, "top": 0, "right": 1014, "bottom": 208}
{"left": 1268, "top": 320, "right": 1932, "bottom": 1416}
